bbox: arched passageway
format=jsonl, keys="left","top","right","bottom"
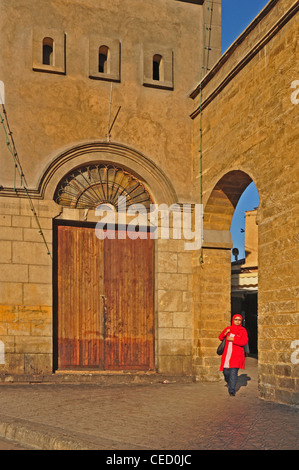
{"left": 193, "top": 170, "right": 259, "bottom": 381}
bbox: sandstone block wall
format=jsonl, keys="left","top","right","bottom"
{"left": 0, "top": 198, "right": 54, "bottom": 375}
{"left": 157, "top": 240, "right": 193, "bottom": 375}
{"left": 191, "top": 0, "right": 299, "bottom": 404}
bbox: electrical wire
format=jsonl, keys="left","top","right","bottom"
{"left": 0, "top": 104, "right": 52, "bottom": 259}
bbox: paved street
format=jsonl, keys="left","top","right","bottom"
{"left": 0, "top": 358, "right": 298, "bottom": 452}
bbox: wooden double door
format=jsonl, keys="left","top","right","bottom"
{"left": 54, "top": 222, "right": 155, "bottom": 371}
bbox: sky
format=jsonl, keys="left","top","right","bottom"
{"left": 222, "top": 0, "right": 270, "bottom": 53}
{"left": 221, "top": 0, "right": 269, "bottom": 260}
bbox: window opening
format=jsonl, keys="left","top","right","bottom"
{"left": 153, "top": 54, "right": 163, "bottom": 81}
{"left": 42, "top": 37, "right": 54, "bottom": 66}
{"left": 99, "top": 46, "right": 110, "bottom": 74}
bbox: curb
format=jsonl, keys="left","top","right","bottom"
{"left": 0, "top": 373, "right": 196, "bottom": 386}
{"left": 0, "top": 414, "right": 150, "bottom": 450}
{"left": 0, "top": 415, "right": 98, "bottom": 450}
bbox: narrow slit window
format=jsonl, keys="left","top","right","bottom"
{"left": 42, "top": 37, "right": 54, "bottom": 66}
{"left": 153, "top": 54, "right": 163, "bottom": 81}
{"left": 98, "top": 45, "right": 110, "bottom": 74}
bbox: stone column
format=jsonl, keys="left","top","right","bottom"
{"left": 192, "top": 231, "right": 232, "bottom": 381}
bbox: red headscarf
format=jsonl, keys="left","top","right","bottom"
{"left": 229, "top": 314, "right": 243, "bottom": 335}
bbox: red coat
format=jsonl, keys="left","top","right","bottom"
{"left": 218, "top": 326, "right": 248, "bottom": 371}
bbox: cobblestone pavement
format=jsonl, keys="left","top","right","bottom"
{"left": 0, "top": 358, "right": 298, "bottom": 451}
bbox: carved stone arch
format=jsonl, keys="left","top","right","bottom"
{"left": 203, "top": 170, "right": 254, "bottom": 249}
{"left": 39, "top": 142, "right": 178, "bottom": 206}
{"left": 204, "top": 170, "right": 254, "bottom": 229}
{"left": 54, "top": 163, "right": 153, "bottom": 211}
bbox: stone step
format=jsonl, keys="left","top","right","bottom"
{"left": 0, "top": 372, "right": 195, "bottom": 386}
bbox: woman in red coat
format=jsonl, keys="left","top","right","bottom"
{"left": 218, "top": 314, "right": 248, "bottom": 396}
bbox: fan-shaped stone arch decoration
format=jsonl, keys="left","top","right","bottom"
{"left": 39, "top": 142, "right": 178, "bottom": 207}
{"left": 54, "top": 163, "right": 153, "bottom": 210}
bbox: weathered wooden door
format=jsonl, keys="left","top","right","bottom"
{"left": 55, "top": 223, "right": 155, "bottom": 371}
{"left": 104, "top": 236, "right": 155, "bottom": 370}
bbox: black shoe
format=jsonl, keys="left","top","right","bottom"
{"left": 229, "top": 392, "right": 235, "bottom": 396}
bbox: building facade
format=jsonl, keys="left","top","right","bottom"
{"left": 0, "top": 0, "right": 298, "bottom": 405}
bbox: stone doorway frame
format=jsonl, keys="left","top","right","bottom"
{"left": 192, "top": 170, "right": 256, "bottom": 381}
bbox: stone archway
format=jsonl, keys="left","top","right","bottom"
{"left": 35, "top": 141, "right": 196, "bottom": 377}
{"left": 204, "top": 170, "right": 253, "bottom": 232}
{"left": 192, "top": 170, "right": 255, "bottom": 381}
{"left": 39, "top": 141, "right": 178, "bottom": 207}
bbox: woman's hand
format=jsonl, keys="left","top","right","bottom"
{"left": 227, "top": 334, "right": 234, "bottom": 342}
{"left": 224, "top": 328, "right": 230, "bottom": 336}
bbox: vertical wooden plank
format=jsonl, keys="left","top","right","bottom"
{"left": 57, "top": 225, "right": 76, "bottom": 368}
{"left": 57, "top": 224, "right": 104, "bottom": 369}
{"left": 104, "top": 233, "right": 155, "bottom": 370}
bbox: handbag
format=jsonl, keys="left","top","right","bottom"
{"left": 217, "top": 338, "right": 226, "bottom": 356}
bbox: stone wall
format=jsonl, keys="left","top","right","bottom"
{"left": 157, "top": 239, "right": 193, "bottom": 375}
{"left": 0, "top": 0, "right": 222, "bottom": 203}
{"left": 191, "top": 0, "right": 299, "bottom": 404}
{"left": 193, "top": 247, "right": 231, "bottom": 381}
{"left": 0, "top": 197, "right": 55, "bottom": 375}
